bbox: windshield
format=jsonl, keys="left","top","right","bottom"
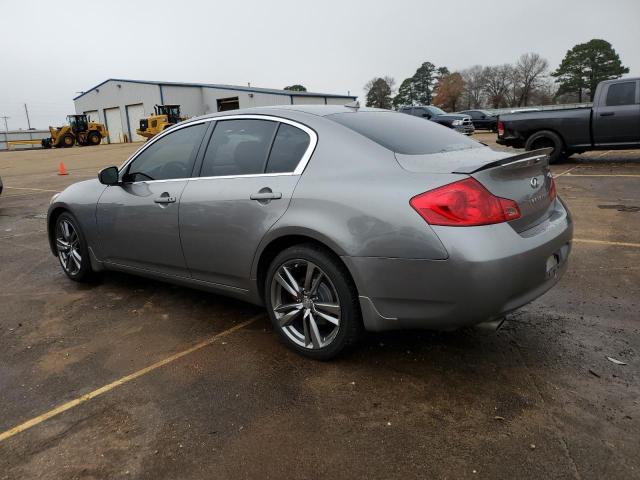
{"left": 327, "top": 111, "right": 481, "bottom": 155}
{"left": 427, "top": 106, "right": 447, "bottom": 116}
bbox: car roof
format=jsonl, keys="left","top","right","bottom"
{"left": 188, "top": 105, "right": 394, "bottom": 122}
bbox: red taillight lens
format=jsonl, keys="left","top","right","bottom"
{"left": 410, "top": 178, "right": 521, "bottom": 227}
{"left": 549, "top": 176, "right": 557, "bottom": 200}
{"left": 497, "top": 120, "right": 505, "bottom": 136}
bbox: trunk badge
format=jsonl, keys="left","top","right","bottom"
{"left": 530, "top": 177, "right": 539, "bottom": 188}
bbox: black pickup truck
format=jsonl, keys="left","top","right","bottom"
{"left": 497, "top": 77, "right": 640, "bottom": 162}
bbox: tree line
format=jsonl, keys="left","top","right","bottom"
{"left": 364, "top": 39, "right": 629, "bottom": 111}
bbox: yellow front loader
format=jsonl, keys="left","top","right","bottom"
{"left": 136, "top": 105, "right": 186, "bottom": 140}
{"left": 41, "top": 114, "right": 108, "bottom": 148}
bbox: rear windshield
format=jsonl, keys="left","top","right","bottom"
{"left": 327, "top": 111, "right": 481, "bottom": 155}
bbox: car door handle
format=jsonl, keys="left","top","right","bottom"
{"left": 250, "top": 192, "right": 282, "bottom": 200}
{"left": 154, "top": 196, "right": 176, "bottom": 204}
{"left": 600, "top": 112, "right": 615, "bottom": 117}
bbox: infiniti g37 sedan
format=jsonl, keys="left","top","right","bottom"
{"left": 47, "top": 105, "right": 572, "bottom": 359}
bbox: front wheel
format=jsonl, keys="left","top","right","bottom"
{"left": 61, "top": 134, "right": 75, "bottom": 148}
{"left": 265, "top": 244, "right": 362, "bottom": 360}
{"left": 54, "top": 212, "right": 95, "bottom": 282}
{"left": 87, "top": 131, "right": 101, "bottom": 145}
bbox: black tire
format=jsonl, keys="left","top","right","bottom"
{"left": 87, "top": 131, "right": 101, "bottom": 146}
{"left": 54, "top": 212, "right": 96, "bottom": 282}
{"left": 265, "top": 244, "right": 362, "bottom": 360}
{"left": 525, "top": 130, "right": 565, "bottom": 164}
{"left": 60, "top": 134, "right": 75, "bottom": 148}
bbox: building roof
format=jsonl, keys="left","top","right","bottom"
{"left": 73, "top": 78, "right": 357, "bottom": 101}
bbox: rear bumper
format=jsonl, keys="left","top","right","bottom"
{"left": 496, "top": 135, "right": 524, "bottom": 148}
{"left": 344, "top": 199, "right": 573, "bottom": 331}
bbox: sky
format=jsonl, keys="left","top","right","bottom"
{"left": 1, "top": 0, "right": 638, "bottom": 130}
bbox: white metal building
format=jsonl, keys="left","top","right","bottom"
{"left": 73, "top": 79, "right": 356, "bottom": 143}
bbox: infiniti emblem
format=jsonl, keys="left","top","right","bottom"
{"left": 530, "top": 177, "right": 539, "bottom": 188}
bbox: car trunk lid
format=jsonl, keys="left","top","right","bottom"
{"left": 396, "top": 147, "right": 555, "bottom": 232}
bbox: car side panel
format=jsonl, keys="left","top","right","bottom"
{"left": 499, "top": 108, "right": 592, "bottom": 149}
{"left": 250, "top": 117, "right": 454, "bottom": 285}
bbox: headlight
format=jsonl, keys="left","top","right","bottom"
{"left": 50, "top": 193, "right": 60, "bottom": 204}
{"left": 452, "top": 119, "right": 464, "bottom": 126}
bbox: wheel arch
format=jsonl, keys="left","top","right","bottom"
{"left": 47, "top": 205, "right": 69, "bottom": 256}
{"left": 253, "top": 230, "right": 356, "bottom": 303}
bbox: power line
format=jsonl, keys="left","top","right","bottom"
{"left": 0, "top": 115, "right": 9, "bottom": 132}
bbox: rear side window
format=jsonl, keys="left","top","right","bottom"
{"left": 327, "top": 111, "right": 481, "bottom": 155}
{"left": 606, "top": 82, "right": 637, "bottom": 106}
{"left": 200, "top": 119, "right": 277, "bottom": 177}
{"left": 266, "top": 124, "right": 310, "bottom": 173}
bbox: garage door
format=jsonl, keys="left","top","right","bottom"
{"left": 126, "top": 104, "right": 146, "bottom": 142}
{"left": 104, "top": 107, "right": 124, "bottom": 143}
{"left": 84, "top": 110, "right": 100, "bottom": 123}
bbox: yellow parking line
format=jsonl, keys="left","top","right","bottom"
{"left": 0, "top": 315, "right": 262, "bottom": 443}
{"left": 4, "top": 186, "right": 60, "bottom": 193}
{"left": 574, "top": 238, "right": 640, "bottom": 248}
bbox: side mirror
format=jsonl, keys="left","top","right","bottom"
{"left": 422, "top": 113, "right": 431, "bottom": 119}
{"left": 99, "top": 166, "right": 119, "bottom": 185}
{"left": 481, "top": 115, "right": 486, "bottom": 119}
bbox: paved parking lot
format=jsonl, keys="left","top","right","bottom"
{"left": 1, "top": 135, "right": 639, "bottom": 479}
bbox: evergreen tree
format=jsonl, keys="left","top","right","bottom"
{"left": 364, "top": 77, "right": 394, "bottom": 109}
{"left": 284, "top": 84, "right": 307, "bottom": 92}
{"left": 552, "top": 39, "right": 629, "bottom": 102}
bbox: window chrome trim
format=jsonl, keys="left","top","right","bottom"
{"left": 118, "top": 114, "right": 318, "bottom": 184}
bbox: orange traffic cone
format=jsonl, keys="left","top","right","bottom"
{"left": 58, "top": 162, "right": 68, "bottom": 176}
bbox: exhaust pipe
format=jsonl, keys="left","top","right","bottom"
{"left": 474, "top": 317, "right": 506, "bottom": 332}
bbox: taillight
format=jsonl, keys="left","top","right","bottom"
{"left": 410, "top": 178, "right": 521, "bottom": 227}
{"left": 549, "top": 176, "right": 557, "bottom": 200}
{"left": 497, "top": 120, "right": 505, "bottom": 136}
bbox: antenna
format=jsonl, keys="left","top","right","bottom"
{"left": 345, "top": 100, "right": 360, "bottom": 110}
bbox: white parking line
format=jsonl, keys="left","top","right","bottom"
{"left": 554, "top": 166, "right": 578, "bottom": 177}
{"left": 4, "top": 186, "right": 60, "bottom": 193}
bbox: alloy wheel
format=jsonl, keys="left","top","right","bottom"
{"left": 56, "top": 219, "right": 82, "bottom": 276}
{"left": 270, "top": 260, "right": 341, "bottom": 349}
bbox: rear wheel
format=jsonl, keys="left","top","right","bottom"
{"left": 61, "top": 134, "right": 75, "bottom": 148}
{"left": 265, "top": 244, "right": 362, "bottom": 360}
{"left": 87, "top": 131, "right": 101, "bottom": 145}
{"left": 525, "top": 130, "right": 564, "bottom": 164}
{"left": 54, "top": 212, "right": 95, "bottom": 282}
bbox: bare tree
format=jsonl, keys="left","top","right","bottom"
{"left": 365, "top": 76, "right": 396, "bottom": 97}
{"left": 482, "top": 64, "right": 512, "bottom": 108}
{"left": 514, "top": 53, "right": 549, "bottom": 106}
{"left": 460, "top": 65, "right": 485, "bottom": 109}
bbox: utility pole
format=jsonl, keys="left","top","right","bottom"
{"left": 0, "top": 115, "right": 9, "bottom": 132}
{"left": 24, "top": 103, "right": 32, "bottom": 129}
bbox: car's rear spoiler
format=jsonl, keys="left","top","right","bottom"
{"left": 451, "top": 148, "right": 552, "bottom": 174}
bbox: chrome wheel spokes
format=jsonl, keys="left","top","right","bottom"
{"left": 56, "top": 219, "right": 82, "bottom": 275}
{"left": 271, "top": 260, "right": 341, "bottom": 349}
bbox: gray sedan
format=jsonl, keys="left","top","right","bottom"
{"left": 47, "top": 105, "right": 572, "bottom": 359}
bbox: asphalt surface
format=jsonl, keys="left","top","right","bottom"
{"left": 0, "top": 135, "right": 638, "bottom": 479}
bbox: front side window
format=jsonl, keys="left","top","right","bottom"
{"left": 200, "top": 119, "right": 279, "bottom": 177}
{"left": 426, "top": 106, "right": 446, "bottom": 116}
{"left": 125, "top": 123, "right": 206, "bottom": 181}
{"left": 606, "top": 82, "right": 637, "bottom": 107}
